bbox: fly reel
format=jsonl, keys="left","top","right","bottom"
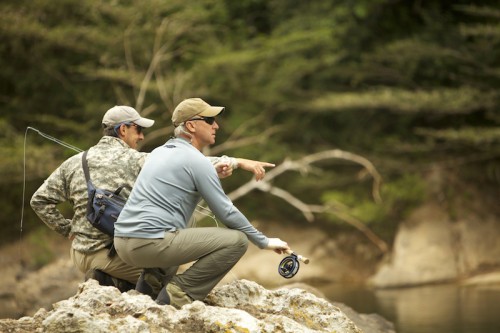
{"left": 278, "top": 253, "right": 300, "bottom": 278}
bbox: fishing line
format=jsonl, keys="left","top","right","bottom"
{"left": 19, "top": 127, "right": 83, "bottom": 263}
{"left": 192, "top": 204, "right": 219, "bottom": 228}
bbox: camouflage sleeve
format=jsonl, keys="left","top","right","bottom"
{"left": 207, "top": 155, "right": 238, "bottom": 169}
{"left": 30, "top": 165, "right": 72, "bottom": 238}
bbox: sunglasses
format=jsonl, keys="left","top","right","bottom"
{"left": 114, "top": 122, "right": 143, "bottom": 134}
{"left": 126, "top": 123, "right": 143, "bottom": 134}
{"left": 188, "top": 116, "right": 216, "bottom": 125}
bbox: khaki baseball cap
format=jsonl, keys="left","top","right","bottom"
{"left": 102, "top": 106, "right": 155, "bottom": 128}
{"left": 172, "top": 98, "right": 224, "bottom": 126}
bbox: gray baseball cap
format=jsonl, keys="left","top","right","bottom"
{"left": 102, "top": 106, "right": 155, "bottom": 128}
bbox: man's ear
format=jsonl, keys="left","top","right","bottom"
{"left": 184, "top": 121, "right": 196, "bottom": 133}
{"left": 117, "top": 124, "right": 126, "bottom": 137}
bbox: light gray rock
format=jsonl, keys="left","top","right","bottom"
{"left": 370, "top": 203, "right": 458, "bottom": 287}
{"left": 206, "top": 279, "right": 363, "bottom": 333}
{"left": 370, "top": 202, "right": 500, "bottom": 288}
{"left": 0, "top": 279, "right": 386, "bottom": 333}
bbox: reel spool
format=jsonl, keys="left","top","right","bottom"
{"left": 278, "top": 253, "right": 300, "bottom": 278}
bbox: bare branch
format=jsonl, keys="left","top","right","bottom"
{"left": 227, "top": 150, "right": 382, "bottom": 203}
{"left": 222, "top": 149, "right": 386, "bottom": 252}
{"left": 299, "top": 150, "right": 383, "bottom": 203}
{"left": 141, "top": 103, "right": 158, "bottom": 118}
{"left": 254, "top": 182, "right": 325, "bottom": 222}
{"left": 225, "top": 113, "right": 269, "bottom": 142}
{"left": 137, "top": 19, "right": 173, "bottom": 111}
{"left": 327, "top": 208, "right": 389, "bottom": 253}
{"left": 154, "top": 70, "right": 194, "bottom": 115}
{"left": 124, "top": 24, "right": 136, "bottom": 76}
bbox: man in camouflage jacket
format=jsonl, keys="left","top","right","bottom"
{"left": 30, "top": 105, "right": 275, "bottom": 295}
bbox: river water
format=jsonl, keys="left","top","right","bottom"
{"left": 320, "top": 282, "right": 500, "bottom": 333}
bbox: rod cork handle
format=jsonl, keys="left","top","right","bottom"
{"left": 284, "top": 249, "right": 310, "bottom": 264}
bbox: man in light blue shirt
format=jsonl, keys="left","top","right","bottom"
{"left": 114, "top": 98, "right": 290, "bottom": 308}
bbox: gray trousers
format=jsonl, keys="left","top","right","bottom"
{"left": 114, "top": 227, "right": 248, "bottom": 301}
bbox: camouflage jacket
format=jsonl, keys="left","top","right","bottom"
{"left": 30, "top": 136, "right": 236, "bottom": 254}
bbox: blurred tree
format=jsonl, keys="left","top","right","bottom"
{"left": 1, "top": 0, "right": 499, "bottom": 248}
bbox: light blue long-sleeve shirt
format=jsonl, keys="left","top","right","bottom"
{"left": 114, "top": 137, "right": 269, "bottom": 249}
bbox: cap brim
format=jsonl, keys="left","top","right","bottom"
{"left": 134, "top": 117, "right": 155, "bottom": 128}
{"left": 198, "top": 106, "right": 225, "bottom": 118}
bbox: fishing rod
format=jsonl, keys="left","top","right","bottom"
{"left": 25, "top": 126, "right": 83, "bottom": 153}
{"left": 19, "top": 127, "right": 84, "bottom": 260}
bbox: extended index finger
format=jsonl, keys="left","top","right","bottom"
{"left": 260, "top": 162, "right": 276, "bottom": 168}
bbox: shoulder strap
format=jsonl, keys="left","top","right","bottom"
{"left": 82, "top": 150, "right": 123, "bottom": 195}
{"left": 82, "top": 150, "right": 94, "bottom": 190}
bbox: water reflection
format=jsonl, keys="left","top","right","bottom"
{"left": 320, "top": 283, "right": 500, "bottom": 333}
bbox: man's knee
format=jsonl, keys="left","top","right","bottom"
{"left": 231, "top": 230, "right": 249, "bottom": 253}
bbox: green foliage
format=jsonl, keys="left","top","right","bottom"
{"left": 309, "top": 87, "right": 496, "bottom": 114}
{"left": 322, "top": 174, "right": 426, "bottom": 240}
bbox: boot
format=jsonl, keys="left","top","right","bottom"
{"left": 85, "top": 269, "right": 135, "bottom": 292}
{"left": 155, "top": 282, "right": 193, "bottom": 309}
{"left": 85, "top": 269, "right": 114, "bottom": 286}
{"left": 135, "top": 268, "right": 165, "bottom": 299}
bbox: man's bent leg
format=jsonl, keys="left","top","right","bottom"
{"left": 71, "top": 247, "right": 142, "bottom": 285}
{"left": 114, "top": 228, "right": 248, "bottom": 302}
{"left": 169, "top": 228, "right": 248, "bottom": 301}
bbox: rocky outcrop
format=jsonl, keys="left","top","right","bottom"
{"left": 0, "top": 224, "right": 381, "bottom": 320}
{"left": 0, "top": 279, "right": 395, "bottom": 333}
